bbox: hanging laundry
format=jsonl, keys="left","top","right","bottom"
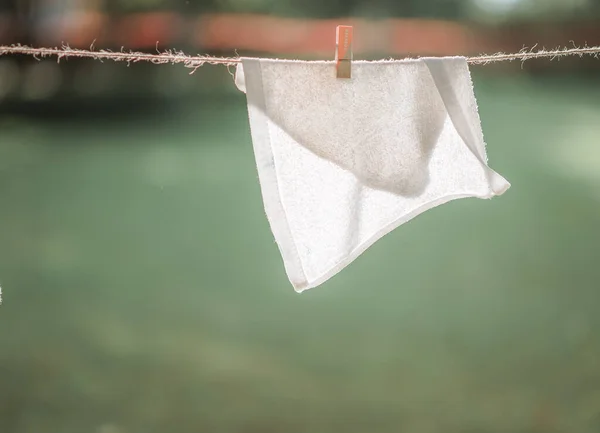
{"left": 236, "top": 56, "right": 510, "bottom": 292}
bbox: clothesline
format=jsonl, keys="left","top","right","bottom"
{"left": 0, "top": 44, "right": 599, "bottom": 72}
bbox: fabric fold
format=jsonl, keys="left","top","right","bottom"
{"left": 236, "top": 56, "right": 510, "bottom": 292}
{"left": 422, "top": 58, "right": 510, "bottom": 197}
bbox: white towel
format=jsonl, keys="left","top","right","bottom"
{"left": 235, "top": 57, "right": 510, "bottom": 292}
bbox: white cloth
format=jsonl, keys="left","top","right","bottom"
{"left": 235, "top": 57, "right": 510, "bottom": 292}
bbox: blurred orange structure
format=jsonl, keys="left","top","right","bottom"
{"left": 194, "top": 14, "right": 473, "bottom": 57}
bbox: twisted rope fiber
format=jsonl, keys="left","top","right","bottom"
{"left": 1, "top": 44, "right": 599, "bottom": 71}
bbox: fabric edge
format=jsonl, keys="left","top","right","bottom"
{"left": 239, "top": 56, "right": 467, "bottom": 66}
{"left": 422, "top": 57, "right": 511, "bottom": 197}
{"left": 296, "top": 191, "right": 492, "bottom": 293}
{"left": 241, "top": 59, "right": 309, "bottom": 291}
{"left": 234, "top": 63, "right": 246, "bottom": 93}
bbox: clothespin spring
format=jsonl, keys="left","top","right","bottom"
{"left": 335, "top": 25, "right": 353, "bottom": 79}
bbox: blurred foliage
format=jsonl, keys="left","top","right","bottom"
{"left": 103, "top": 0, "right": 600, "bottom": 20}
{"left": 7, "top": 0, "right": 599, "bottom": 19}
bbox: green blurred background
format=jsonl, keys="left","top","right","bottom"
{"left": 1, "top": 1, "right": 600, "bottom": 432}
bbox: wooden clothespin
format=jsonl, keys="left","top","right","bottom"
{"left": 335, "top": 25, "right": 353, "bottom": 79}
